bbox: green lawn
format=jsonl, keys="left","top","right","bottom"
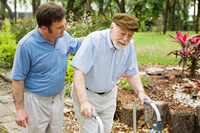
{"left": 133, "top": 31, "right": 198, "bottom": 65}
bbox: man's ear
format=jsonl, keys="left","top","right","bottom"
{"left": 110, "top": 24, "right": 114, "bottom": 30}
{"left": 41, "top": 25, "right": 48, "bottom": 33}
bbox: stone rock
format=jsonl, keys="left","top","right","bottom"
{"left": 159, "top": 75, "right": 169, "bottom": 79}
{"left": 5, "top": 72, "right": 12, "bottom": 83}
{"left": 138, "top": 72, "right": 146, "bottom": 76}
{"left": 0, "top": 115, "right": 15, "bottom": 123}
{"left": 0, "top": 68, "right": 7, "bottom": 73}
{"left": 64, "top": 98, "right": 73, "bottom": 107}
{"left": 165, "top": 67, "right": 183, "bottom": 70}
{"left": 0, "top": 95, "right": 14, "bottom": 104}
{"left": 3, "top": 121, "right": 20, "bottom": 133}
{"left": 145, "top": 68, "right": 164, "bottom": 73}
{"left": 63, "top": 108, "right": 72, "bottom": 113}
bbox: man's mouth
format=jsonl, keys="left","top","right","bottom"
{"left": 119, "top": 42, "right": 125, "bottom": 46}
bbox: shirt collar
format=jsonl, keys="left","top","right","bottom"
{"left": 33, "top": 25, "right": 47, "bottom": 43}
{"left": 107, "top": 29, "right": 115, "bottom": 50}
{"left": 33, "top": 25, "right": 57, "bottom": 46}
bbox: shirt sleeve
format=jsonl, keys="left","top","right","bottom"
{"left": 11, "top": 44, "right": 31, "bottom": 81}
{"left": 70, "top": 36, "right": 95, "bottom": 75}
{"left": 66, "top": 32, "right": 82, "bottom": 54}
{"left": 125, "top": 40, "right": 139, "bottom": 76}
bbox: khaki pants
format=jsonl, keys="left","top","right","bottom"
{"left": 72, "top": 85, "right": 117, "bottom": 133}
{"left": 21, "top": 89, "right": 64, "bottom": 133}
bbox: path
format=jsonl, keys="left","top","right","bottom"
{"left": 0, "top": 77, "right": 20, "bottom": 133}
{"left": 0, "top": 68, "right": 74, "bottom": 133}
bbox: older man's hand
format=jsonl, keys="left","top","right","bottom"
{"left": 80, "top": 101, "right": 95, "bottom": 119}
{"left": 138, "top": 91, "right": 151, "bottom": 105}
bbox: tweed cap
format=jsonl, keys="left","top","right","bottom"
{"left": 113, "top": 13, "right": 140, "bottom": 31}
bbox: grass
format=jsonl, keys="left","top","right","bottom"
{"left": 133, "top": 31, "right": 199, "bottom": 65}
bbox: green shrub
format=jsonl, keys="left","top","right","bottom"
{"left": 65, "top": 54, "right": 75, "bottom": 83}
{"left": 12, "top": 18, "right": 37, "bottom": 43}
{"left": 66, "top": 12, "right": 107, "bottom": 37}
{"left": 64, "top": 54, "right": 75, "bottom": 96}
{"left": 0, "top": 19, "right": 17, "bottom": 67}
{"left": 118, "top": 75, "right": 151, "bottom": 91}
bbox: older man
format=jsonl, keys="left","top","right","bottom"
{"left": 71, "top": 13, "right": 150, "bottom": 133}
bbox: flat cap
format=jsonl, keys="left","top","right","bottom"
{"left": 113, "top": 13, "right": 140, "bottom": 32}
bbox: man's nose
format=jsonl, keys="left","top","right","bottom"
{"left": 123, "top": 35, "right": 128, "bottom": 42}
{"left": 63, "top": 26, "right": 67, "bottom": 31}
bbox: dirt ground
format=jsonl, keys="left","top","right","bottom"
{"left": 0, "top": 64, "right": 197, "bottom": 133}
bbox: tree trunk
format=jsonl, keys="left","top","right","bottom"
{"left": 120, "top": 0, "right": 125, "bottom": 13}
{"left": 196, "top": 0, "right": 200, "bottom": 33}
{"left": 170, "top": 111, "right": 196, "bottom": 133}
{"left": 72, "top": 0, "right": 87, "bottom": 15}
{"left": 163, "top": 0, "right": 169, "bottom": 34}
{"left": 1, "top": 0, "right": 13, "bottom": 24}
{"left": 0, "top": 1, "right": 6, "bottom": 16}
{"left": 144, "top": 101, "right": 168, "bottom": 128}
{"left": 86, "top": 0, "right": 92, "bottom": 15}
{"left": 98, "top": 0, "right": 104, "bottom": 16}
{"left": 32, "top": 0, "right": 40, "bottom": 16}
{"left": 120, "top": 103, "right": 143, "bottom": 126}
{"left": 171, "top": 0, "right": 176, "bottom": 31}
{"left": 194, "top": 0, "right": 196, "bottom": 31}
{"left": 37, "top": 0, "right": 41, "bottom": 11}
{"left": 176, "top": 0, "right": 182, "bottom": 30}
{"left": 196, "top": 105, "right": 200, "bottom": 132}
{"left": 104, "top": 0, "right": 112, "bottom": 13}
{"left": 114, "top": 0, "right": 125, "bottom": 13}
{"left": 32, "top": 0, "right": 36, "bottom": 16}
{"left": 183, "top": 0, "right": 189, "bottom": 31}
{"left": 114, "top": 97, "right": 121, "bottom": 120}
{"left": 62, "top": 0, "right": 64, "bottom": 6}
{"left": 66, "top": 0, "right": 75, "bottom": 19}
{"left": 14, "top": 0, "right": 16, "bottom": 23}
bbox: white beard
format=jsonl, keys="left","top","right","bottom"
{"left": 113, "top": 40, "right": 128, "bottom": 50}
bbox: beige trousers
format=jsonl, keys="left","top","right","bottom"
{"left": 72, "top": 85, "right": 118, "bottom": 133}
{"left": 21, "top": 89, "right": 64, "bottom": 133}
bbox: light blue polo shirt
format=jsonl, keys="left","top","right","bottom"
{"left": 11, "top": 26, "right": 82, "bottom": 97}
{"left": 70, "top": 29, "right": 138, "bottom": 93}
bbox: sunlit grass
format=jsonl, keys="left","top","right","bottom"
{"left": 133, "top": 31, "right": 199, "bottom": 65}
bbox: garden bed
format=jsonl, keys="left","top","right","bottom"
{"left": 117, "top": 64, "right": 197, "bottom": 112}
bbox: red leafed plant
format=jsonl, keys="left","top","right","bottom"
{"left": 181, "top": 79, "right": 200, "bottom": 98}
{"left": 167, "top": 30, "right": 200, "bottom": 77}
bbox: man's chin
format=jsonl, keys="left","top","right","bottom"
{"left": 115, "top": 45, "right": 125, "bottom": 50}
{"left": 58, "top": 34, "right": 64, "bottom": 38}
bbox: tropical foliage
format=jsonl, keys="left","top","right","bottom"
{"left": 181, "top": 79, "right": 200, "bottom": 99}
{"left": 167, "top": 30, "right": 200, "bottom": 77}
